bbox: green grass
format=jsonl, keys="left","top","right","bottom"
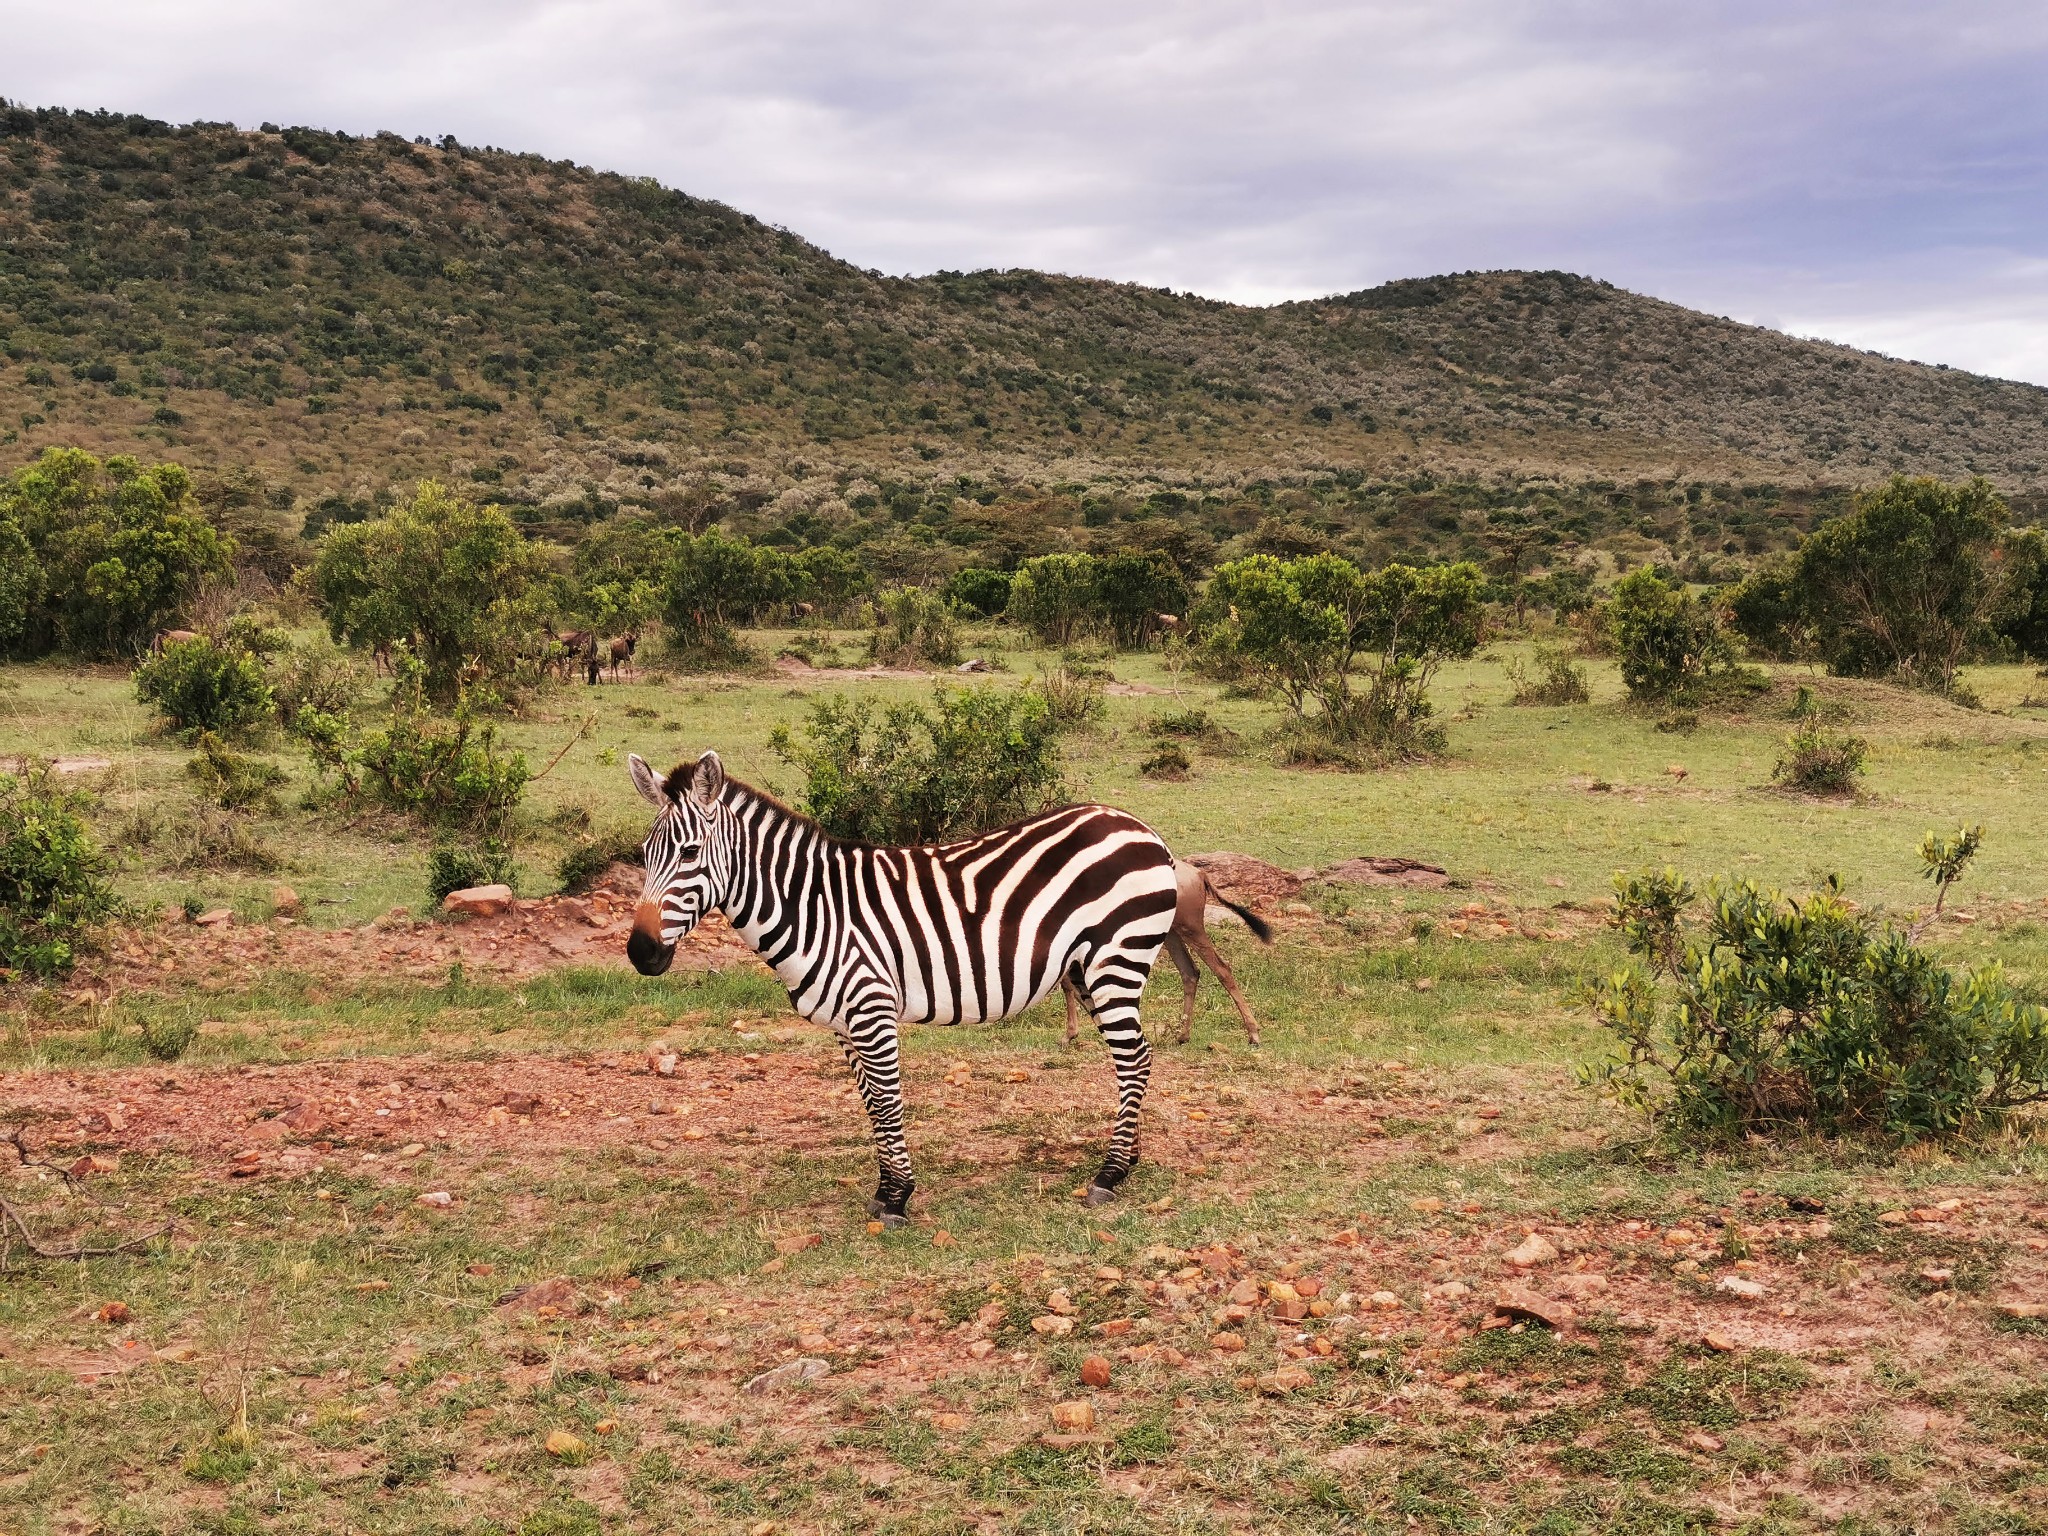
{"left": 8, "top": 640, "right": 2048, "bottom": 1533}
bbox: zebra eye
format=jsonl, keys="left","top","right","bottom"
{"left": 679, "top": 843, "right": 701, "bottom": 863}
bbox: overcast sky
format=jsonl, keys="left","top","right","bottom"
{"left": 10, "top": 1, "right": 2048, "bottom": 383}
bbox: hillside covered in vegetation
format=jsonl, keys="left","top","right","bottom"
{"left": 3, "top": 101, "right": 2047, "bottom": 577}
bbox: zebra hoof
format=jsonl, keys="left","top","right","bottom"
{"left": 1082, "top": 1184, "right": 1118, "bottom": 1208}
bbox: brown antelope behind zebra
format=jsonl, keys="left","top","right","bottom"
{"left": 149, "top": 628, "right": 201, "bottom": 656}
{"left": 554, "top": 628, "right": 597, "bottom": 682}
{"left": 605, "top": 629, "right": 639, "bottom": 681}
{"left": 1062, "top": 859, "right": 1271, "bottom": 1047}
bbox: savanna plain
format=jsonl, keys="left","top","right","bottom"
{"left": 5, "top": 639, "right": 2048, "bottom": 1536}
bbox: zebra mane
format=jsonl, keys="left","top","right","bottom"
{"left": 658, "top": 759, "right": 813, "bottom": 829}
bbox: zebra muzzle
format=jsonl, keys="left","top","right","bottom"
{"left": 627, "top": 902, "right": 674, "bottom": 975}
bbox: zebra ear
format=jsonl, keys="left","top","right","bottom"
{"left": 626, "top": 753, "right": 666, "bottom": 807}
{"left": 690, "top": 750, "right": 725, "bottom": 809}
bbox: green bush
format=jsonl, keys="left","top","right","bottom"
{"left": 1503, "top": 645, "right": 1590, "bottom": 705}
{"left": 1603, "top": 568, "right": 1735, "bottom": 702}
{"left": 0, "top": 765, "right": 120, "bottom": 978}
{"left": 137, "top": 1004, "right": 201, "bottom": 1062}
{"left": 869, "top": 586, "right": 962, "bottom": 666}
{"left": 268, "top": 640, "right": 363, "bottom": 732}
{"left": 321, "top": 670, "right": 529, "bottom": 833}
{"left": 428, "top": 840, "right": 516, "bottom": 904}
{"left": 1771, "top": 721, "right": 1868, "bottom": 797}
{"left": 944, "top": 567, "right": 1014, "bottom": 619}
{"left": 186, "top": 732, "right": 286, "bottom": 810}
{"left": 1582, "top": 837, "right": 2048, "bottom": 1139}
{"left": 1007, "top": 553, "right": 1101, "bottom": 647}
{"left": 769, "top": 685, "right": 1070, "bottom": 843}
{"left": 0, "top": 447, "right": 234, "bottom": 659}
{"left": 1195, "top": 553, "right": 1484, "bottom": 763}
{"left": 1028, "top": 666, "right": 1106, "bottom": 731}
{"left": 1140, "top": 742, "right": 1191, "bottom": 780}
{"left": 134, "top": 637, "right": 274, "bottom": 740}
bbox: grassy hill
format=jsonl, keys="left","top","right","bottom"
{"left": 4, "top": 102, "right": 2047, "bottom": 565}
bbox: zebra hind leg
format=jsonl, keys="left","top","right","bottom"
{"left": 1079, "top": 960, "right": 1156, "bottom": 1205}
{"left": 834, "top": 1017, "right": 917, "bottom": 1226}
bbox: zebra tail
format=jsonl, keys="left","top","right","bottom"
{"left": 1201, "top": 874, "right": 1274, "bottom": 944}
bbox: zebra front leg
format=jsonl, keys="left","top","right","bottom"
{"left": 1080, "top": 969, "right": 1154, "bottom": 1205}
{"left": 833, "top": 1016, "right": 916, "bottom": 1226}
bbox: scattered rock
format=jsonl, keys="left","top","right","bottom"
{"left": 743, "top": 1357, "right": 830, "bottom": 1394}
{"left": 544, "top": 1429, "right": 587, "bottom": 1460}
{"left": 1257, "top": 1365, "right": 1314, "bottom": 1395}
{"left": 1368, "top": 1291, "right": 1403, "bottom": 1310}
{"left": 1318, "top": 856, "right": 1450, "bottom": 889}
{"left": 1050, "top": 1399, "right": 1096, "bottom": 1431}
{"left": 442, "top": 884, "right": 515, "bottom": 917}
{"left": 1031, "top": 1315, "right": 1075, "bottom": 1337}
{"left": 1702, "top": 1331, "right": 1738, "bottom": 1353}
{"left": 1503, "top": 1233, "right": 1559, "bottom": 1268}
{"left": 1080, "top": 1354, "right": 1112, "bottom": 1388}
{"left": 933, "top": 1411, "right": 968, "bottom": 1430}
{"left": 1183, "top": 852, "right": 1303, "bottom": 910}
{"left": 68, "top": 1153, "right": 118, "bottom": 1178}
{"left": 1551, "top": 1273, "right": 1609, "bottom": 1301}
{"left": 416, "top": 1190, "right": 453, "bottom": 1208}
{"left": 271, "top": 886, "right": 302, "bottom": 917}
{"left": 1685, "top": 1431, "right": 1725, "bottom": 1453}
{"left": 279, "top": 1102, "right": 328, "bottom": 1134}
{"left": 194, "top": 908, "right": 233, "bottom": 928}
{"left": 1046, "top": 1288, "right": 1077, "bottom": 1315}
{"left": 1409, "top": 1197, "right": 1445, "bottom": 1214}
{"left": 1494, "top": 1285, "right": 1575, "bottom": 1330}
{"left": 1998, "top": 1302, "right": 2048, "bottom": 1320}
{"left": 967, "top": 1340, "right": 997, "bottom": 1359}
{"left": 1918, "top": 1267, "right": 1953, "bottom": 1288}
{"left": 1210, "top": 1331, "right": 1246, "bottom": 1353}
{"left": 773, "top": 1233, "right": 823, "bottom": 1255}
{"left": 95, "top": 1301, "right": 130, "bottom": 1324}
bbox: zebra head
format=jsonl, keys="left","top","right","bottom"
{"left": 625, "top": 750, "right": 728, "bottom": 975}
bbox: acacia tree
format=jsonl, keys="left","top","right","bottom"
{"left": 1197, "top": 553, "right": 1484, "bottom": 759}
{"left": 312, "top": 481, "right": 556, "bottom": 701}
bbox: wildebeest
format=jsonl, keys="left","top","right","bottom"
{"left": 791, "top": 600, "right": 817, "bottom": 621}
{"left": 605, "top": 629, "right": 638, "bottom": 681}
{"left": 556, "top": 628, "right": 597, "bottom": 682}
{"left": 1062, "top": 859, "right": 1271, "bottom": 1047}
{"left": 371, "top": 640, "right": 394, "bottom": 676}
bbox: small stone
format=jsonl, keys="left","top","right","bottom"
{"left": 967, "top": 1340, "right": 997, "bottom": 1358}
{"left": 1877, "top": 1209, "right": 1910, "bottom": 1225}
{"left": 1412, "top": 977, "right": 1434, "bottom": 992}
{"left": 1552, "top": 1273, "right": 1609, "bottom": 1300}
{"left": 1503, "top": 1233, "right": 1559, "bottom": 1268}
{"left": 774, "top": 1232, "right": 823, "bottom": 1255}
{"left": 1717, "top": 1275, "right": 1766, "bottom": 1299}
{"left": 416, "top": 1190, "right": 453, "bottom": 1208}
{"left": 1226, "top": 1277, "right": 1261, "bottom": 1305}
{"left": 1686, "top": 1431, "right": 1725, "bottom": 1453}
{"left": 1998, "top": 1302, "right": 2048, "bottom": 1319}
{"left": 743, "top": 1357, "right": 830, "bottom": 1394}
{"left": 1257, "top": 1365, "right": 1314, "bottom": 1394}
{"left": 1080, "top": 1354, "right": 1112, "bottom": 1388}
{"left": 1047, "top": 1288, "right": 1077, "bottom": 1315}
{"left": 96, "top": 1301, "right": 131, "bottom": 1324}
{"left": 194, "top": 908, "right": 233, "bottom": 928}
{"left": 1494, "top": 1285, "right": 1575, "bottom": 1330}
{"left": 1918, "top": 1267, "right": 1953, "bottom": 1288}
{"left": 1210, "top": 1331, "right": 1246, "bottom": 1353}
{"left": 398, "top": 1142, "right": 426, "bottom": 1158}
{"left": 932, "top": 1230, "right": 957, "bottom": 1248}
{"left": 545, "top": 1429, "right": 587, "bottom": 1459}
{"left": 271, "top": 885, "right": 302, "bottom": 916}
{"left": 1049, "top": 1399, "right": 1096, "bottom": 1431}
{"left": 1031, "top": 1315, "right": 1075, "bottom": 1337}
{"left": 1430, "top": 1280, "right": 1472, "bottom": 1302}
{"left": 1409, "top": 1197, "right": 1445, "bottom": 1214}
{"left": 442, "top": 884, "right": 515, "bottom": 917}
{"left": 933, "top": 1411, "right": 968, "bottom": 1431}
{"left": 497, "top": 1276, "right": 577, "bottom": 1313}
{"left": 1702, "top": 1331, "right": 1738, "bottom": 1353}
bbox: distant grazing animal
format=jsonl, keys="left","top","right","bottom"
{"left": 1154, "top": 613, "right": 1183, "bottom": 633}
{"left": 1062, "top": 859, "right": 1270, "bottom": 1047}
{"left": 606, "top": 629, "right": 638, "bottom": 681}
{"left": 150, "top": 628, "right": 201, "bottom": 655}
{"left": 557, "top": 628, "right": 597, "bottom": 682}
{"left": 626, "top": 751, "right": 1179, "bottom": 1221}
{"left": 371, "top": 640, "right": 394, "bottom": 676}
{"left": 791, "top": 600, "right": 817, "bottom": 621}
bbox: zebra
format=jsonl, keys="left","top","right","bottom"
{"left": 624, "top": 749, "right": 1179, "bottom": 1223}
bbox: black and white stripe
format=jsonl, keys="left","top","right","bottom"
{"left": 625, "top": 750, "right": 1179, "bottom": 1221}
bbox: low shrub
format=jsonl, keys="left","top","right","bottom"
{"left": 1772, "top": 721, "right": 1869, "bottom": 797}
{"left": 1503, "top": 645, "right": 1591, "bottom": 705}
{"left": 186, "top": 732, "right": 286, "bottom": 811}
{"left": 1140, "top": 743, "right": 1191, "bottom": 780}
{"left": 428, "top": 840, "right": 516, "bottom": 905}
{"left": 316, "top": 675, "right": 529, "bottom": 834}
{"left": 769, "top": 685, "right": 1069, "bottom": 843}
{"left": 944, "top": 567, "right": 1014, "bottom": 619}
{"left": 0, "top": 764, "right": 120, "bottom": 978}
{"left": 556, "top": 827, "right": 644, "bottom": 894}
{"left": 1149, "top": 707, "right": 1228, "bottom": 742}
{"left": 268, "top": 641, "right": 362, "bottom": 732}
{"left": 869, "top": 586, "right": 962, "bottom": 667}
{"left": 1603, "top": 568, "right": 1738, "bottom": 703}
{"left": 1581, "top": 835, "right": 2048, "bottom": 1139}
{"left": 136, "top": 1003, "right": 201, "bottom": 1062}
{"left": 134, "top": 636, "right": 274, "bottom": 740}
{"left": 1029, "top": 666, "right": 1106, "bottom": 731}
